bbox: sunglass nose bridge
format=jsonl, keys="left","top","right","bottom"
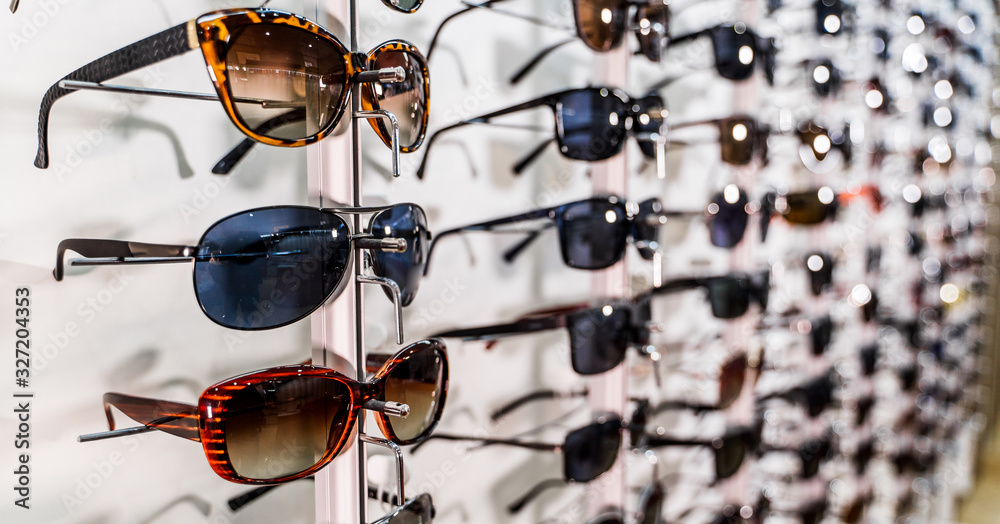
{"left": 364, "top": 399, "right": 411, "bottom": 418}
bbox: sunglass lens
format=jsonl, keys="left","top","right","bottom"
{"left": 381, "top": 341, "right": 447, "bottom": 443}
{"left": 860, "top": 344, "right": 878, "bottom": 376}
{"left": 638, "top": 483, "right": 664, "bottom": 524}
{"left": 720, "top": 118, "right": 757, "bottom": 165}
{"left": 782, "top": 190, "right": 834, "bottom": 224}
{"left": 368, "top": 48, "right": 429, "bottom": 150}
{"left": 633, "top": 198, "right": 663, "bottom": 259}
{"left": 556, "top": 89, "right": 629, "bottom": 161}
{"left": 714, "top": 433, "right": 747, "bottom": 479}
{"left": 810, "top": 316, "right": 832, "bottom": 355}
{"left": 636, "top": 95, "right": 668, "bottom": 160}
{"left": 195, "top": 208, "right": 350, "bottom": 329}
{"left": 718, "top": 356, "right": 747, "bottom": 408}
{"left": 706, "top": 277, "right": 752, "bottom": 319}
{"left": 575, "top": 0, "right": 629, "bottom": 51}
{"left": 224, "top": 24, "right": 346, "bottom": 141}
{"left": 223, "top": 375, "right": 352, "bottom": 480}
{"left": 806, "top": 253, "right": 833, "bottom": 295}
{"left": 370, "top": 205, "right": 429, "bottom": 306}
{"left": 712, "top": 26, "right": 757, "bottom": 80}
{"left": 568, "top": 306, "right": 631, "bottom": 374}
{"left": 634, "top": 3, "right": 670, "bottom": 62}
{"left": 563, "top": 417, "right": 622, "bottom": 481}
{"left": 816, "top": 0, "right": 844, "bottom": 35}
{"left": 558, "top": 200, "right": 630, "bottom": 269}
{"left": 383, "top": 0, "right": 421, "bottom": 13}
{"left": 707, "top": 187, "right": 749, "bottom": 248}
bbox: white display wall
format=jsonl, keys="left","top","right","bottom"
{"left": 1, "top": 0, "right": 996, "bottom": 523}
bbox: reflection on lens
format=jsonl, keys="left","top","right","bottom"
{"left": 576, "top": 0, "right": 628, "bottom": 51}
{"left": 370, "top": 205, "right": 429, "bottom": 306}
{"left": 383, "top": 344, "right": 446, "bottom": 442}
{"left": 370, "top": 49, "right": 428, "bottom": 149}
{"left": 558, "top": 199, "right": 630, "bottom": 269}
{"left": 195, "top": 208, "right": 350, "bottom": 329}
{"left": 558, "top": 89, "right": 629, "bottom": 161}
{"left": 225, "top": 24, "right": 346, "bottom": 141}
{"left": 224, "top": 376, "right": 350, "bottom": 480}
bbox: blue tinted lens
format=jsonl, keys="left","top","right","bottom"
{"left": 632, "top": 198, "right": 663, "bottom": 260}
{"left": 194, "top": 207, "right": 350, "bottom": 330}
{"left": 370, "top": 205, "right": 428, "bottom": 306}
{"left": 557, "top": 200, "right": 630, "bottom": 269}
{"left": 557, "top": 89, "right": 628, "bottom": 161}
{"left": 707, "top": 189, "right": 749, "bottom": 248}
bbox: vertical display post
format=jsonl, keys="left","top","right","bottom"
{"left": 588, "top": 44, "right": 630, "bottom": 514}
{"left": 308, "top": 0, "right": 365, "bottom": 523}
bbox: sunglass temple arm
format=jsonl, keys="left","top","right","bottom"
{"left": 359, "top": 433, "right": 406, "bottom": 512}
{"left": 357, "top": 275, "right": 406, "bottom": 344}
{"left": 356, "top": 110, "right": 401, "bottom": 178}
{"left": 78, "top": 425, "right": 157, "bottom": 442}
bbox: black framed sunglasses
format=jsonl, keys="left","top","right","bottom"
{"left": 759, "top": 372, "right": 835, "bottom": 418}
{"left": 643, "top": 270, "right": 771, "bottom": 320}
{"left": 424, "top": 196, "right": 664, "bottom": 274}
{"left": 418, "top": 87, "right": 666, "bottom": 178}
{"left": 666, "top": 24, "right": 776, "bottom": 85}
{"left": 412, "top": 413, "right": 630, "bottom": 513}
{"left": 643, "top": 424, "right": 759, "bottom": 480}
{"left": 54, "top": 204, "right": 430, "bottom": 339}
{"left": 434, "top": 299, "right": 654, "bottom": 375}
{"left": 669, "top": 116, "right": 771, "bottom": 166}
{"left": 427, "top": 1, "right": 670, "bottom": 73}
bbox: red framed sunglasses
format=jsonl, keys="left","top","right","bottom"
{"left": 78, "top": 340, "right": 448, "bottom": 484}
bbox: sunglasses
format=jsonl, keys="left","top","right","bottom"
{"left": 644, "top": 270, "right": 771, "bottom": 319}
{"left": 492, "top": 354, "right": 749, "bottom": 422}
{"left": 413, "top": 413, "right": 629, "bottom": 513}
{"left": 667, "top": 24, "right": 776, "bottom": 85}
{"left": 647, "top": 354, "right": 751, "bottom": 411}
{"left": 54, "top": 204, "right": 430, "bottom": 337}
{"left": 804, "top": 251, "right": 835, "bottom": 295}
{"left": 435, "top": 300, "right": 654, "bottom": 375}
{"left": 78, "top": 340, "right": 448, "bottom": 484}
{"left": 418, "top": 87, "right": 666, "bottom": 178}
{"left": 759, "top": 372, "right": 835, "bottom": 418}
{"left": 669, "top": 116, "right": 771, "bottom": 166}
{"left": 584, "top": 478, "right": 665, "bottom": 524}
{"left": 424, "top": 196, "right": 664, "bottom": 273}
{"left": 428, "top": 1, "right": 670, "bottom": 75}
{"left": 805, "top": 58, "right": 843, "bottom": 97}
{"left": 797, "top": 121, "right": 852, "bottom": 164}
{"left": 758, "top": 433, "right": 833, "bottom": 480}
{"left": 36, "top": 8, "right": 430, "bottom": 177}
{"left": 229, "top": 479, "right": 434, "bottom": 524}
{"left": 644, "top": 424, "right": 758, "bottom": 480}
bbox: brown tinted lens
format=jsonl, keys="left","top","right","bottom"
{"left": 224, "top": 377, "right": 351, "bottom": 480}
{"left": 799, "top": 124, "right": 832, "bottom": 161}
{"left": 576, "top": 0, "right": 629, "bottom": 51}
{"left": 720, "top": 118, "right": 756, "bottom": 165}
{"left": 718, "top": 356, "right": 747, "bottom": 408}
{"left": 383, "top": 346, "right": 446, "bottom": 442}
{"left": 371, "top": 49, "right": 428, "bottom": 150}
{"left": 225, "top": 24, "right": 347, "bottom": 141}
{"left": 782, "top": 190, "right": 834, "bottom": 224}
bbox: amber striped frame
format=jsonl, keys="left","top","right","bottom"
{"left": 360, "top": 40, "right": 431, "bottom": 152}
{"left": 195, "top": 9, "right": 356, "bottom": 149}
{"left": 97, "top": 339, "right": 448, "bottom": 484}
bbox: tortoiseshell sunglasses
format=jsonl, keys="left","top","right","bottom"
{"left": 12, "top": 0, "right": 424, "bottom": 14}
{"left": 35, "top": 8, "right": 430, "bottom": 176}
{"left": 78, "top": 339, "right": 449, "bottom": 485}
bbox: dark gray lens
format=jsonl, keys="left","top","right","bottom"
{"left": 707, "top": 188, "right": 749, "bottom": 248}
{"left": 557, "top": 88, "right": 628, "bottom": 161}
{"left": 705, "top": 277, "right": 752, "bottom": 319}
{"left": 711, "top": 26, "right": 757, "bottom": 80}
{"left": 195, "top": 208, "right": 350, "bottom": 329}
{"left": 557, "top": 200, "right": 630, "bottom": 269}
{"left": 563, "top": 418, "right": 621, "bottom": 481}
{"left": 568, "top": 306, "right": 631, "bottom": 375}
